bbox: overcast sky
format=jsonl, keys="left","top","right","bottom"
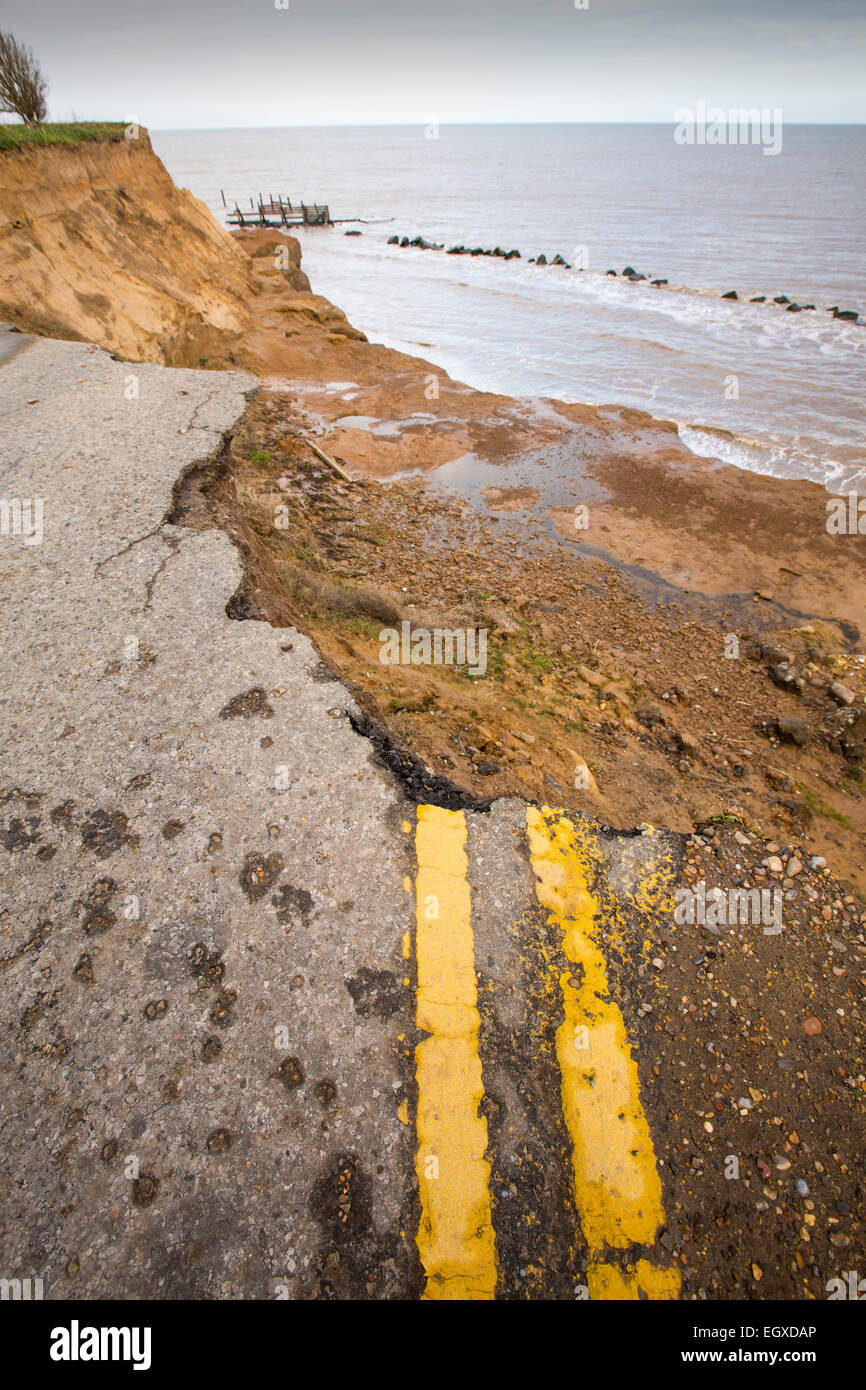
{"left": 3, "top": 0, "right": 864, "bottom": 127}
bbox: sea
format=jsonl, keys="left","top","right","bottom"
{"left": 153, "top": 124, "right": 866, "bottom": 492}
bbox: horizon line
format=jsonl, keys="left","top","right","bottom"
{"left": 141, "top": 118, "right": 866, "bottom": 132}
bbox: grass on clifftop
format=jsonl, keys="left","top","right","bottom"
{"left": 0, "top": 122, "right": 129, "bottom": 151}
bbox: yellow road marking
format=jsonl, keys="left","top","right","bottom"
{"left": 588, "top": 1259, "right": 681, "bottom": 1300}
{"left": 414, "top": 804, "right": 497, "bottom": 1300}
{"left": 526, "top": 805, "right": 679, "bottom": 1298}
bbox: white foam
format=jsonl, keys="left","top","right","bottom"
{"left": 678, "top": 424, "right": 865, "bottom": 492}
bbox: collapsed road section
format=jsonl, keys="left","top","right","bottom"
{"left": 0, "top": 331, "right": 863, "bottom": 1300}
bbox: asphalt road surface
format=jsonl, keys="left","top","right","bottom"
{"left": 1, "top": 331, "right": 862, "bottom": 1301}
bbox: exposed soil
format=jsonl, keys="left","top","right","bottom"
{"left": 223, "top": 360, "right": 866, "bottom": 898}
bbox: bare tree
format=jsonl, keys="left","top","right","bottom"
{"left": 0, "top": 32, "right": 47, "bottom": 125}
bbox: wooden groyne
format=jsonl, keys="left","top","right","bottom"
{"left": 225, "top": 194, "right": 331, "bottom": 228}
{"left": 222, "top": 193, "right": 394, "bottom": 231}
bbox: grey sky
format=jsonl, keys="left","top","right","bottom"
{"left": 3, "top": 0, "right": 864, "bottom": 127}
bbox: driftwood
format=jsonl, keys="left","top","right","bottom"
{"left": 303, "top": 436, "right": 353, "bottom": 483}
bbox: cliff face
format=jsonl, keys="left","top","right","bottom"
{"left": 0, "top": 130, "right": 255, "bottom": 365}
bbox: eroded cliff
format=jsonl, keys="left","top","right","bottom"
{"left": 0, "top": 129, "right": 254, "bottom": 364}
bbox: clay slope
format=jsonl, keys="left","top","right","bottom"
{"left": 0, "top": 130, "right": 254, "bottom": 365}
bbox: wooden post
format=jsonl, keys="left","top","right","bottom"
{"left": 303, "top": 437, "right": 353, "bottom": 483}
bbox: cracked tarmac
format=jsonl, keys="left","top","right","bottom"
{"left": 0, "top": 331, "right": 862, "bottom": 1300}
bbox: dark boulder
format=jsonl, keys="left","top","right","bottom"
{"left": 623, "top": 266, "right": 636, "bottom": 276}
{"left": 606, "top": 269, "right": 617, "bottom": 276}
{"left": 773, "top": 294, "right": 789, "bottom": 304}
{"left": 761, "top": 644, "right": 794, "bottom": 665}
{"left": 447, "top": 245, "right": 464, "bottom": 254}
{"left": 470, "top": 247, "right": 484, "bottom": 256}
{"left": 387, "top": 235, "right": 399, "bottom": 244}
{"left": 345, "top": 229, "right": 362, "bottom": 236}
{"left": 840, "top": 708, "right": 866, "bottom": 763}
{"left": 823, "top": 706, "right": 866, "bottom": 763}
{"left": 786, "top": 303, "right": 802, "bottom": 312}
{"left": 833, "top": 307, "right": 859, "bottom": 321}
{"left": 722, "top": 290, "right": 738, "bottom": 300}
{"left": 536, "top": 253, "right": 548, "bottom": 265}
{"left": 505, "top": 249, "right": 520, "bottom": 259}
{"left": 776, "top": 716, "right": 809, "bottom": 746}
{"left": 650, "top": 278, "right": 668, "bottom": 286}
{"left": 750, "top": 295, "right": 766, "bottom": 302}
{"left": 399, "top": 237, "right": 410, "bottom": 247}
{"left": 770, "top": 663, "right": 804, "bottom": 695}
{"left": 636, "top": 706, "right": 666, "bottom": 730}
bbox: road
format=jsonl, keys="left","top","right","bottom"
{"left": 0, "top": 329, "right": 862, "bottom": 1300}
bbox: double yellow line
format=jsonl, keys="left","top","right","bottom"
{"left": 413, "top": 804, "right": 497, "bottom": 1299}
{"left": 410, "top": 803, "right": 680, "bottom": 1301}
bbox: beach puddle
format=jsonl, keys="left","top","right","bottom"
{"left": 333, "top": 412, "right": 441, "bottom": 437}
